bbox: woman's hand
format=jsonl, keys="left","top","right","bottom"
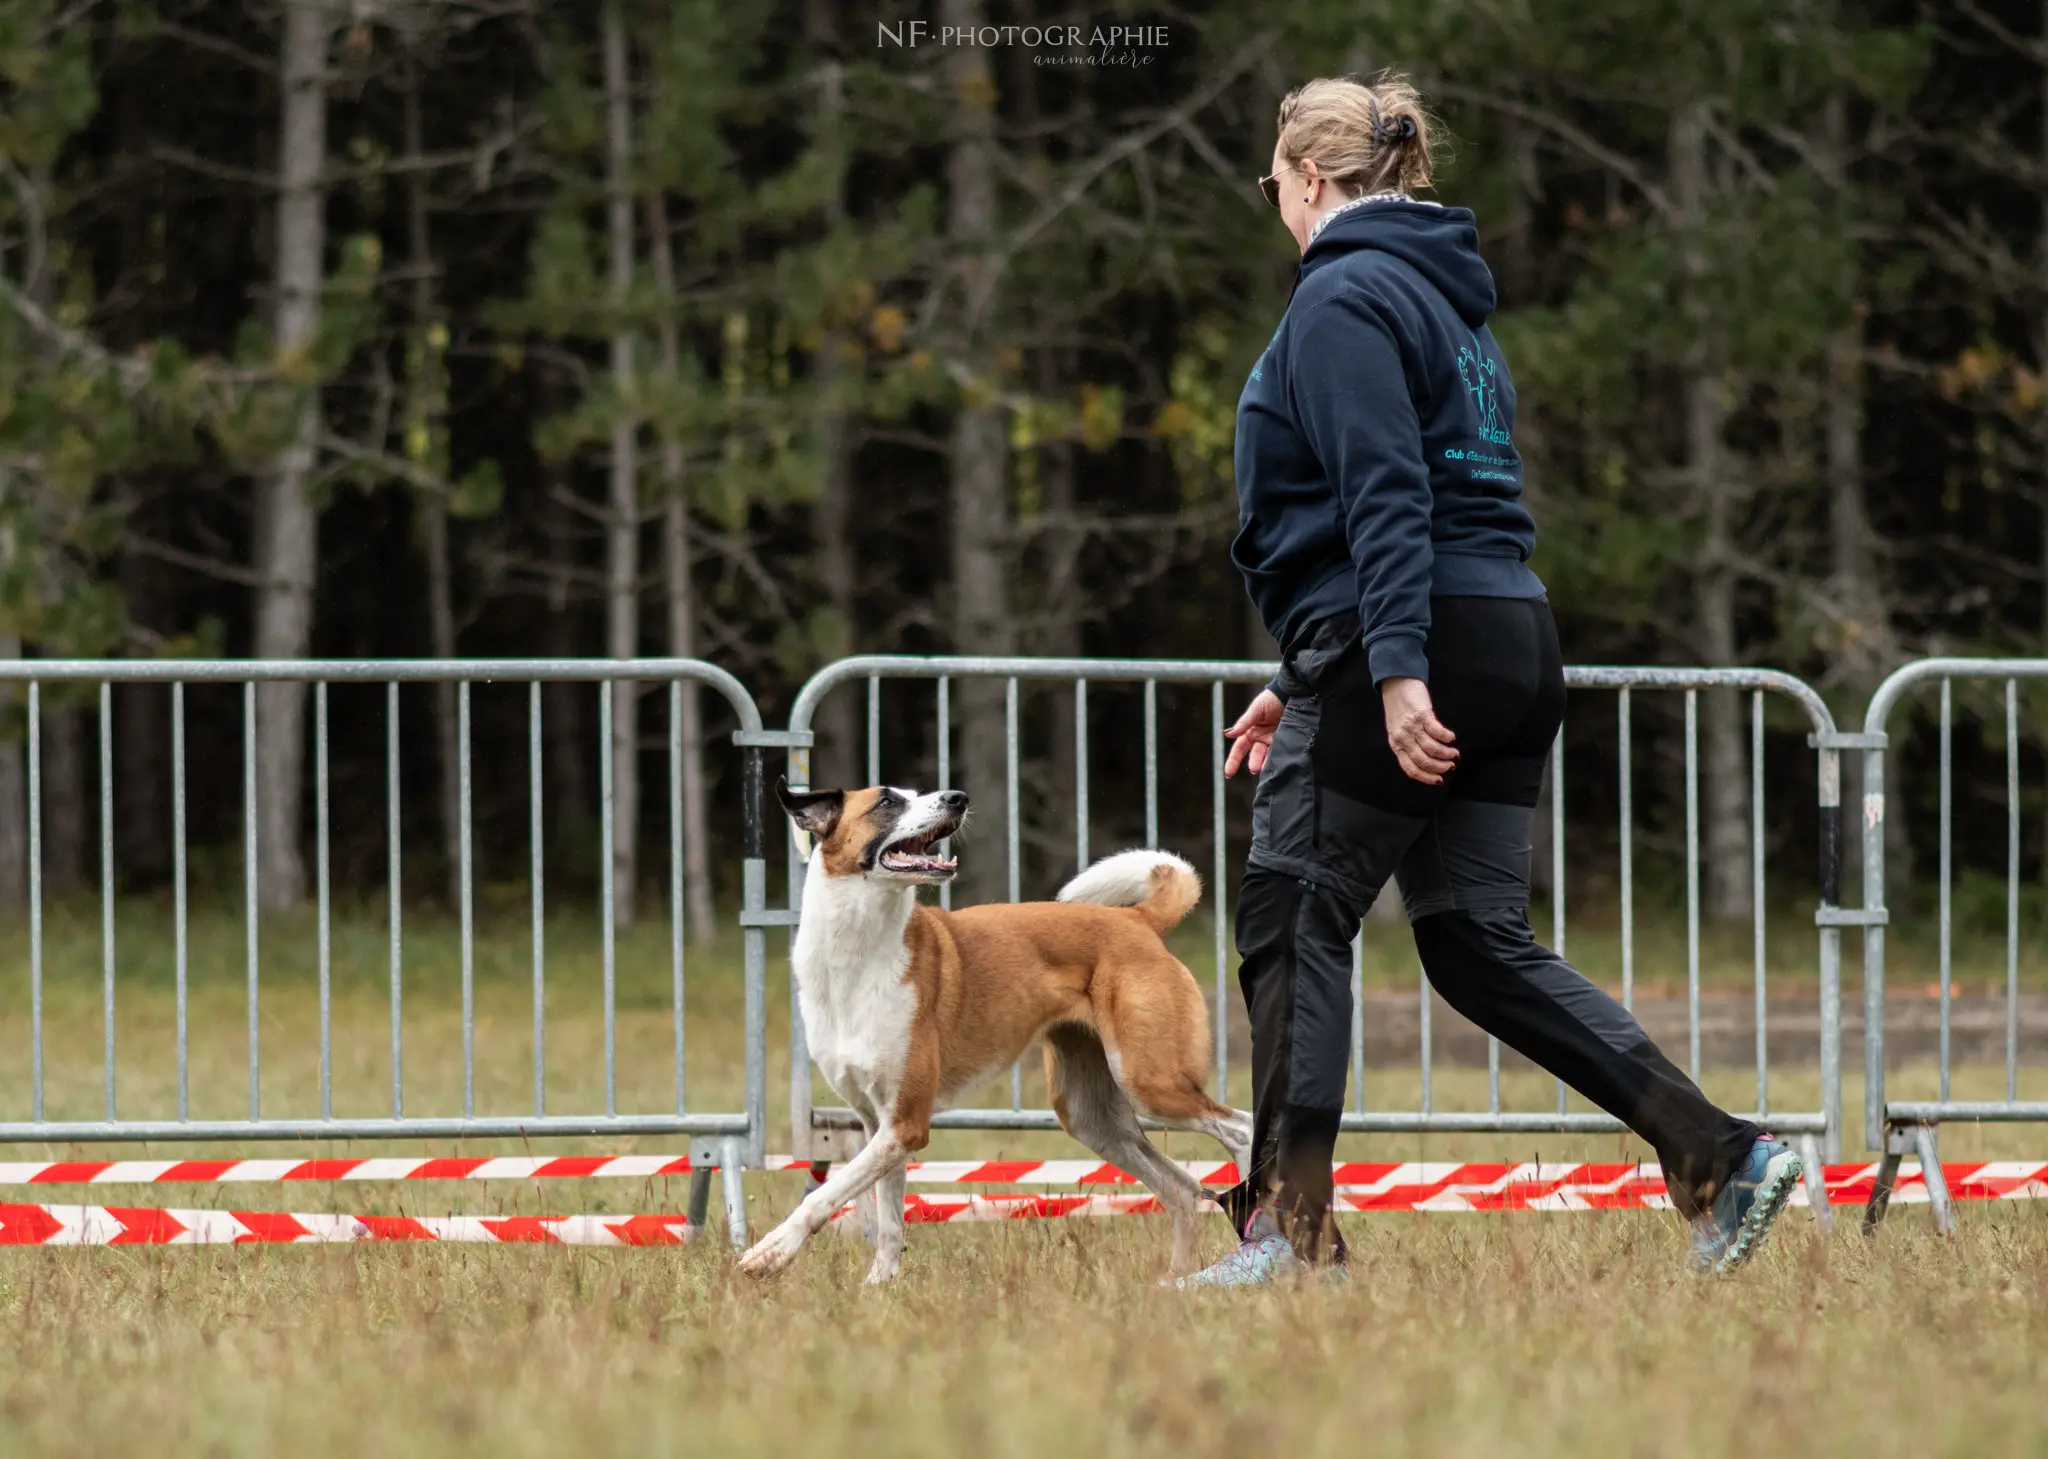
{"left": 1381, "top": 676, "right": 1458, "bottom": 784}
{"left": 1224, "top": 690, "right": 1284, "bottom": 777}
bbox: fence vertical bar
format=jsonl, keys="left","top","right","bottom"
{"left": 599, "top": 680, "right": 616, "bottom": 1117}
{"left": 937, "top": 677, "right": 952, "bottom": 912}
{"left": 1816, "top": 716, "right": 1844, "bottom": 1167}
{"left": 670, "top": 679, "right": 686, "bottom": 1115}
{"left": 1861, "top": 727, "right": 1886, "bottom": 1155}
{"left": 1351, "top": 934, "right": 1366, "bottom": 1115}
{"left": 1144, "top": 679, "right": 1159, "bottom": 849}
{"left": 27, "top": 683, "right": 40, "bottom": 1122}
{"left": 740, "top": 738, "right": 770, "bottom": 1172}
{"left": 459, "top": 680, "right": 475, "bottom": 1119}
{"left": 1752, "top": 690, "right": 1767, "bottom": 1119}
{"left": 1619, "top": 688, "right": 1634, "bottom": 1012}
{"left": 1685, "top": 689, "right": 1701, "bottom": 1082}
{"left": 1419, "top": 964, "right": 1433, "bottom": 1114}
{"left": 388, "top": 682, "right": 403, "bottom": 1118}
{"left": 1073, "top": 679, "right": 1088, "bottom": 870}
{"left": 1939, "top": 678, "right": 1951, "bottom": 1102}
{"left": 1007, "top": 675, "right": 1022, "bottom": 1108}
{"left": 172, "top": 682, "right": 188, "bottom": 1122}
{"left": 244, "top": 680, "right": 259, "bottom": 1122}
{"left": 787, "top": 732, "right": 812, "bottom": 1157}
{"left": 2007, "top": 678, "right": 2020, "bottom": 1103}
{"left": 1211, "top": 681, "right": 1228, "bottom": 1100}
{"left": 866, "top": 676, "right": 880, "bottom": 786}
{"left": 530, "top": 682, "right": 545, "bottom": 1117}
{"left": 317, "top": 682, "right": 332, "bottom": 1122}
{"left": 1551, "top": 729, "right": 1566, "bottom": 1114}
{"left": 98, "top": 683, "right": 114, "bottom": 1120}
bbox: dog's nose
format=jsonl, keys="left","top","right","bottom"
{"left": 939, "top": 790, "right": 969, "bottom": 810}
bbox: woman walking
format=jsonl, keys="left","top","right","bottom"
{"left": 1181, "top": 74, "right": 1802, "bottom": 1286}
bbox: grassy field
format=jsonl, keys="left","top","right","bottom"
{"left": 0, "top": 895, "right": 2042, "bottom": 1457}
{"left": 0, "top": 1200, "right": 2042, "bottom": 1457}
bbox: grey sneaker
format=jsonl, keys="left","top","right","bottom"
{"left": 1175, "top": 1231, "right": 1298, "bottom": 1289}
{"left": 1689, "top": 1136, "right": 1804, "bottom": 1275}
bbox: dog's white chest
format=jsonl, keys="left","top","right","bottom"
{"left": 793, "top": 862, "right": 918, "bottom": 1118}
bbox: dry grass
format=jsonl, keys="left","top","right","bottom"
{"left": 0, "top": 898, "right": 2043, "bottom": 1456}
{"left": 0, "top": 1201, "right": 2043, "bottom": 1458}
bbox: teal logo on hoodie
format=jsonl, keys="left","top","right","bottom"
{"left": 1457, "top": 340, "right": 1512, "bottom": 446}
{"left": 1248, "top": 321, "right": 1284, "bottom": 385}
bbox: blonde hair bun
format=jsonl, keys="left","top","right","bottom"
{"left": 1277, "top": 72, "right": 1439, "bottom": 198}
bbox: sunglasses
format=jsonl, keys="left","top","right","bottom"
{"left": 1257, "top": 167, "right": 1291, "bottom": 207}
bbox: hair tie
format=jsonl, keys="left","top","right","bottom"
{"left": 1376, "top": 113, "right": 1418, "bottom": 147}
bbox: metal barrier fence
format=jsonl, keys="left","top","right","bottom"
{"left": 0, "top": 659, "right": 772, "bottom": 1246}
{"left": 1860, "top": 659, "right": 2048, "bottom": 1234}
{"left": 782, "top": 656, "right": 1850, "bottom": 1220}
{"left": 37, "top": 651, "right": 1991, "bottom": 1246}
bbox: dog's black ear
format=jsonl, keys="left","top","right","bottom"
{"left": 776, "top": 778, "right": 844, "bottom": 838}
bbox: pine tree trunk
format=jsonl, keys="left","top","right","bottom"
{"left": 405, "top": 54, "right": 463, "bottom": 912}
{"left": 804, "top": 7, "right": 859, "bottom": 793}
{"left": 941, "top": 0, "right": 1012, "bottom": 905}
{"left": 809, "top": 329, "right": 860, "bottom": 792}
{"left": 1041, "top": 415, "right": 1081, "bottom": 878}
{"left": 252, "top": 0, "right": 332, "bottom": 911}
{"left": 1811, "top": 89, "right": 1888, "bottom": 900}
{"left": 1009, "top": 47, "right": 1077, "bottom": 871}
{"left": 645, "top": 191, "right": 715, "bottom": 944}
{"left": 2038, "top": 0, "right": 2048, "bottom": 891}
{"left": 1671, "top": 104, "right": 1751, "bottom": 922}
{"left": 602, "top": 1, "right": 638, "bottom": 926}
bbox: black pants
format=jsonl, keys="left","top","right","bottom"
{"left": 1220, "top": 597, "right": 1760, "bottom": 1261}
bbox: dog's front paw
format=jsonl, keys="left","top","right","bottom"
{"left": 737, "top": 1224, "right": 805, "bottom": 1278}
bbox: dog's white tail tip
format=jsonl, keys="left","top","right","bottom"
{"left": 1057, "top": 849, "right": 1201, "bottom": 931}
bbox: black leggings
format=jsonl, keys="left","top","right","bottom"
{"left": 1221, "top": 597, "right": 1759, "bottom": 1260}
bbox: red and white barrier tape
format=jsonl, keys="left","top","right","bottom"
{"left": 4, "top": 1155, "right": 2044, "bottom": 1202}
{"left": 0, "top": 1204, "right": 691, "bottom": 1246}
{"left": 0, "top": 1155, "right": 810, "bottom": 1185}
{"left": 0, "top": 1161, "right": 2036, "bottom": 1247}
{"left": 823, "top": 1161, "right": 2048, "bottom": 1224}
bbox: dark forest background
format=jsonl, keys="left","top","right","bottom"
{"left": 1, "top": 0, "right": 2044, "bottom": 932}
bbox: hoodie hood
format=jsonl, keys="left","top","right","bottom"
{"left": 1299, "top": 199, "right": 1497, "bottom": 326}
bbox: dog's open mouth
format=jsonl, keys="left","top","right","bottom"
{"left": 878, "top": 824, "right": 959, "bottom": 878}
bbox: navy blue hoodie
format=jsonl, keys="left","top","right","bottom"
{"left": 1230, "top": 198, "right": 1542, "bottom": 686}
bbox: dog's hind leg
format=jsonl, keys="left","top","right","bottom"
{"left": 1093, "top": 962, "right": 1255, "bottom": 1173}
{"left": 1110, "top": 1051, "right": 1254, "bottom": 1174}
{"left": 1045, "top": 1025, "right": 1208, "bottom": 1274}
{"left": 1157, "top": 1106, "right": 1254, "bottom": 1177}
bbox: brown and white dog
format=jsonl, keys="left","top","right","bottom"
{"left": 737, "top": 782, "right": 1253, "bottom": 1283}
